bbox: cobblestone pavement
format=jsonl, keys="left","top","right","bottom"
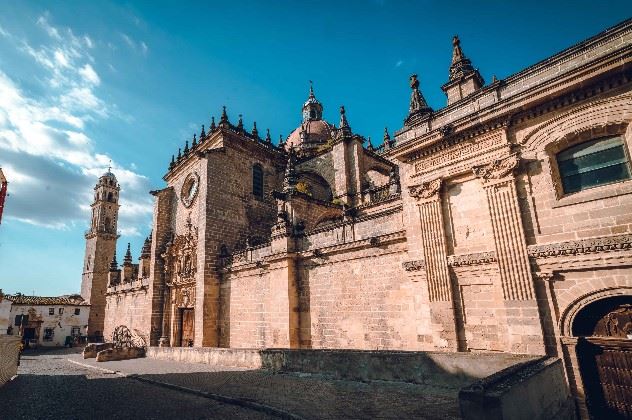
{"left": 65, "top": 351, "right": 461, "bottom": 420}
{"left": 0, "top": 349, "right": 274, "bottom": 420}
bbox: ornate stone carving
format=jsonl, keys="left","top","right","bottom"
{"left": 162, "top": 217, "right": 198, "bottom": 286}
{"left": 408, "top": 178, "right": 442, "bottom": 200}
{"left": 403, "top": 260, "right": 425, "bottom": 271}
{"left": 472, "top": 153, "right": 520, "bottom": 182}
{"left": 527, "top": 234, "right": 632, "bottom": 258}
{"left": 414, "top": 131, "right": 503, "bottom": 174}
{"left": 447, "top": 251, "right": 497, "bottom": 267}
{"left": 171, "top": 285, "right": 195, "bottom": 308}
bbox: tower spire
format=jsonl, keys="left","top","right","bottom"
{"left": 408, "top": 74, "right": 432, "bottom": 115}
{"left": 442, "top": 35, "right": 484, "bottom": 105}
{"left": 109, "top": 251, "right": 118, "bottom": 271}
{"left": 302, "top": 82, "right": 323, "bottom": 122}
{"left": 123, "top": 243, "right": 132, "bottom": 266}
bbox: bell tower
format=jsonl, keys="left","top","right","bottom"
{"left": 80, "top": 169, "right": 120, "bottom": 340}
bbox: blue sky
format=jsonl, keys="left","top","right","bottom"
{"left": 0, "top": 1, "right": 630, "bottom": 296}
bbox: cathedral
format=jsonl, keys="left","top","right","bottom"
{"left": 81, "top": 19, "right": 632, "bottom": 418}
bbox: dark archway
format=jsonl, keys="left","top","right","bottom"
{"left": 573, "top": 295, "right": 632, "bottom": 419}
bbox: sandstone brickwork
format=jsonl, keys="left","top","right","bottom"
{"left": 82, "top": 19, "right": 632, "bottom": 420}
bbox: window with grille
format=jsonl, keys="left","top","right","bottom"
{"left": 557, "top": 136, "right": 631, "bottom": 194}
{"left": 252, "top": 164, "right": 264, "bottom": 199}
{"left": 49, "top": 308, "right": 54, "bottom": 315}
{"left": 74, "top": 308, "right": 80, "bottom": 315}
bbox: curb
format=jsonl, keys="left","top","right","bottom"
{"left": 66, "top": 358, "right": 303, "bottom": 420}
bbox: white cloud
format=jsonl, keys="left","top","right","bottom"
{"left": 120, "top": 33, "right": 149, "bottom": 56}
{"left": 0, "top": 16, "right": 153, "bottom": 235}
{"left": 395, "top": 60, "right": 404, "bottom": 68}
{"left": 79, "top": 64, "right": 100, "bottom": 85}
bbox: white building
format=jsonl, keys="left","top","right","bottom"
{"left": 1, "top": 292, "right": 90, "bottom": 347}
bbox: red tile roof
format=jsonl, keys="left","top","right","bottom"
{"left": 4, "top": 294, "right": 89, "bottom": 306}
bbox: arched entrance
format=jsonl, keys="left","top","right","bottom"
{"left": 573, "top": 295, "right": 632, "bottom": 418}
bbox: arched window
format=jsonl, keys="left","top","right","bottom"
{"left": 252, "top": 164, "right": 264, "bottom": 199}
{"left": 556, "top": 136, "right": 631, "bottom": 194}
{"left": 107, "top": 192, "right": 113, "bottom": 202}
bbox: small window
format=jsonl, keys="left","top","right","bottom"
{"left": 74, "top": 308, "right": 80, "bottom": 315}
{"left": 49, "top": 308, "right": 54, "bottom": 315}
{"left": 59, "top": 308, "right": 64, "bottom": 315}
{"left": 43, "top": 328, "right": 54, "bottom": 341}
{"left": 557, "top": 136, "right": 631, "bottom": 194}
{"left": 71, "top": 327, "right": 81, "bottom": 336}
{"left": 15, "top": 315, "right": 28, "bottom": 326}
{"left": 252, "top": 164, "right": 264, "bottom": 199}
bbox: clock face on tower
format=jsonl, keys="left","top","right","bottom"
{"left": 180, "top": 172, "right": 199, "bottom": 208}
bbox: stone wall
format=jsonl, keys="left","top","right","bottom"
{"left": 104, "top": 279, "right": 151, "bottom": 344}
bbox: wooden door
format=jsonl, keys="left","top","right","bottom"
{"left": 180, "top": 309, "right": 194, "bottom": 347}
{"left": 580, "top": 338, "right": 632, "bottom": 419}
{"left": 575, "top": 301, "right": 632, "bottom": 419}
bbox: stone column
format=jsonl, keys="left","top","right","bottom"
{"left": 409, "top": 178, "right": 458, "bottom": 350}
{"left": 473, "top": 154, "right": 545, "bottom": 354}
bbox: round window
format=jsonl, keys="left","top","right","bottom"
{"left": 180, "top": 172, "right": 199, "bottom": 208}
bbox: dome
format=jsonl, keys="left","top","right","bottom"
{"left": 101, "top": 170, "right": 117, "bottom": 181}
{"left": 286, "top": 119, "right": 335, "bottom": 150}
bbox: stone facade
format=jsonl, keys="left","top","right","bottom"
{"left": 84, "top": 19, "right": 632, "bottom": 419}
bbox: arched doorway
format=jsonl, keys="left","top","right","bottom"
{"left": 573, "top": 295, "right": 632, "bottom": 418}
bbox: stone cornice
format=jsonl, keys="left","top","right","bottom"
{"left": 301, "top": 230, "right": 406, "bottom": 259}
{"left": 447, "top": 251, "right": 497, "bottom": 267}
{"left": 527, "top": 233, "right": 632, "bottom": 258}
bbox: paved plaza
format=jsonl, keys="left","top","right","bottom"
{"left": 0, "top": 348, "right": 461, "bottom": 419}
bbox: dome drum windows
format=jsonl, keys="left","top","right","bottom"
{"left": 556, "top": 136, "right": 631, "bottom": 195}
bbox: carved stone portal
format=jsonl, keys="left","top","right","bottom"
{"left": 162, "top": 217, "right": 198, "bottom": 286}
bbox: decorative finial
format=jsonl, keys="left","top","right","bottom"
{"left": 279, "top": 134, "right": 285, "bottom": 148}
{"left": 339, "top": 105, "right": 350, "bottom": 130}
{"left": 220, "top": 106, "right": 228, "bottom": 124}
{"left": 265, "top": 128, "right": 271, "bottom": 143}
{"left": 170, "top": 154, "right": 175, "bottom": 168}
{"left": 109, "top": 251, "right": 118, "bottom": 271}
{"left": 184, "top": 140, "right": 189, "bottom": 154}
{"left": 452, "top": 35, "right": 464, "bottom": 65}
{"left": 384, "top": 127, "right": 391, "bottom": 143}
{"left": 252, "top": 121, "right": 258, "bottom": 138}
{"left": 408, "top": 74, "right": 432, "bottom": 115}
{"left": 123, "top": 242, "right": 132, "bottom": 265}
{"left": 491, "top": 74, "right": 497, "bottom": 83}
{"left": 108, "top": 159, "right": 112, "bottom": 173}
{"left": 177, "top": 148, "right": 182, "bottom": 160}
{"left": 237, "top": 114, "right": 244, "bottom": 130}
{"left": 200, "top": 124, "right": 206, "bottom": 139}
{"left": 367, "top": 136, "right": 374, "bottom": 151}
{"left": 309, "top": 80, "right": 314, "bottom": 97}
{"left": 192, "top": 133, "right": 197, "bottom": 147}
{"left": 210, "top": 116, "right": 216, "bottom": 131}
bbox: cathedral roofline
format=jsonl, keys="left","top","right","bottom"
{"left": 387, "top": 17, "right": 632, "bottom": 158}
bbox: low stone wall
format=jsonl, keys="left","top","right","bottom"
{"left": 83, "top": 343, "right": 113, "bottom": 359}
{"left": 96, "top": 347, "right": 145, "bottom": 362}
{"left": 147, "top": 347, "right": 535, "bottom": 388}
{"left": 459, "top": 357, "right": 575, "bottom": 420}
{"left": 0, "top": 335, "right": 21, "bottom": 387}
{"left": 146, "top": 347, "right": 263, "bottom": 369}
{"left": 260, "top": 349, "right": 536, "bottom": 388}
